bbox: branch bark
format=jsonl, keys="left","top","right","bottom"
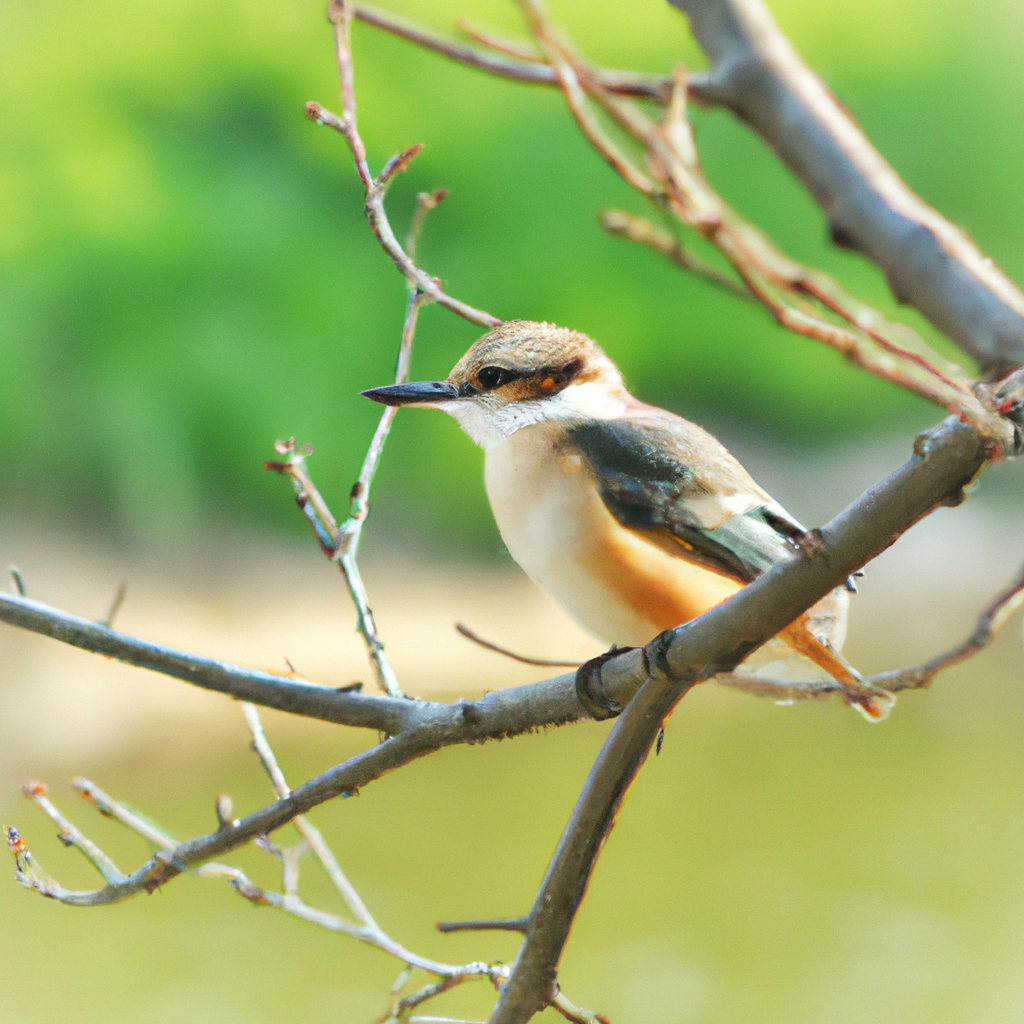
{"left": 2, "top": 416, "right": 995, "bottom": 926}
{"left": 350, "top": 2, "right": 671, "bottom": 101}
{"left": 489, "top": 415, "right": 990, "bottom": 1023}
{"left": 671, "top": 0, "right": 1024, "bottom": 375}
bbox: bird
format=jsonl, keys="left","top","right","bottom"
{"left": 362, "top": 320, "right": 893, "bottom": 720}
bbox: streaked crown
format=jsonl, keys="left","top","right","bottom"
{"left": 449, "top": 321, "right": 624, "bottom": 401}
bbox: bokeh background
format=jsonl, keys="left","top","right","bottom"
{"left": 2, "top": 0, "right": 1024, "bottom": 1021}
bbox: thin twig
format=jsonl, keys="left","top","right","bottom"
{"left": 714, "top": 561, "right": 1024, "bottom": 703}
{"left": 455, "top": 623, "right": 581, "bottom": 668}
{"left": 242, "top": 702, "right": 378, "bottom": 930}
{"left": 101, "top": 583, "right": 127, "bottom": 630}
{"left": 456, "top": 20, "right": 541, "bottom": 63}
{"left": 268, "top": 446, "right": 403, "bottom": 698}
{"left": 308, "top": 2, "right": 500, "bottom": 329}
{"left": 349, "top": 2, "right": 670, "bottom": 101}
{"left": 549, "top": 992, "right": 609, "bottom": 1024}
{"left": 599, "top": 208, "right": 751, "bottom": 300}
{"left": 20, "top": 782, "right": 125, "bottom": 884}
{"left": 437, "top": 917, "right": 529, "bottom": 934}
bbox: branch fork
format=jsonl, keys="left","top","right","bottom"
{"left": 5, "top": 4, "right": 1024, "bottom": 1023}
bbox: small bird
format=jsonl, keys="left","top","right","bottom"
{"left": 363, "top": 321, "right": 892, "bottom": 720}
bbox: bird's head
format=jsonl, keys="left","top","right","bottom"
{"left": 361, "top": 321, "right": 626, "bottom": 446}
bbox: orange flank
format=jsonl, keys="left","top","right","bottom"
{"left": 585, "top": 515, "right": 864, "bottom": 691}
{"left": 582, "top": 514, "right": 743, "bottom": 636}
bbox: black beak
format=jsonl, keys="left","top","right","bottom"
{"left": 360, "top": 380, "right": 459, "bottom": 406}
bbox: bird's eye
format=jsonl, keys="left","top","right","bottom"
{"left": 477, "top": 366, "right": 518, "bottom": 390}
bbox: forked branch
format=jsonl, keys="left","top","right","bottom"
{"left": 349, "top": 0, "right": 1021, "bottom": 453}
{"left": 308, "top": 1, "right": 501, "bottom": 329}
{"left": 489, "top": 416, "right": 993, "bottom": 1023}
{"left": 668, "top": 0, "right": 1024, "bottom": 375}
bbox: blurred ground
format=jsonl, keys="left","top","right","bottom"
{"left": 1, "top": 439, "right": 1023, "bottom": 1023}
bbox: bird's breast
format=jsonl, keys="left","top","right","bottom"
{"left": 483, "top": 424, "right": 742, "bottom": 647}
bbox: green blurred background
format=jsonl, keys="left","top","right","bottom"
{"left": 3, "top": 1, "right": 1024, "bottom": 1022}
{"left": 4, "top": 0, "right": 1024, "bottom": 547}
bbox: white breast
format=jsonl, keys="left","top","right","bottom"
{"left": 483, "top": 424, "right": 677, "bottom": 645}
{"left": 481, "top": 422, "right": 850, "bottom": 667}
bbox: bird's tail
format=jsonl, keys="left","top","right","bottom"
{"left": 780, "top": 615, "right": 894, "bottom": 721}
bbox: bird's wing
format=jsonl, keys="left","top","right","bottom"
{"left": 566, "top": 414, "right": 807, "bottom": 584}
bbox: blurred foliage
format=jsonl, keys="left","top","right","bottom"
{"left": 2, "top": 0, "right": 1024, "bottom": 548}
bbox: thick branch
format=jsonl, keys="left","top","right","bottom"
{"left": 670, "top": 0, "right": 1024, "bottom": 375}
{"left": 0, "top": 417, "right": 995, "bottom": 926}
{"left": 0, "top": 592, "right": 412, "bottom": 734}
{"left": 490, "top": 415, "right": 989, "bottom": 1023}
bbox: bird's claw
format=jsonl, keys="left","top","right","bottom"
{"left": 842, "top": 680, "right": 896, "bottom": 721}
{"left": 575, "top": 646, "right": 633, "bottom": 719}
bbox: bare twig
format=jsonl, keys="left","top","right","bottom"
{"left": 437, "top": 917, "right": 529, "bottom": 934}
{"left": 100, "top": 583, "right": 127, "bottom": 630}
{"left": 599, "top": 208, "right": 751, "bottom": 300}
{"left": 269, "top": 443, "right": 404, "bottom": 698}
{"left": 349, "top": 2, "right": 670, "bottom": 101}
{"left": 9, "top": 566, "right": 26, "bottom": 596}
{"left": 455, "top": 623, "right": 581, "bottom": 668}
{"left": 489, "top": 415, "right": 990, "bottom": 1022}
{"left": 20, "top": 782, "right": 125, "bottom": 885}
{"left": 307, "top": 2, "right": 500, "bottom": 329}
{"left": 548, "top": 992, "right": 609, "bottom": 1024}
{"left": 869, "top": 564, "right": 1024, "bottom": 692}
{"left": 715, "top": 561, "right": 1024, "bottom": 704}
{"left": 242, "top": 702, "right": 377, "bottom": 930}
{"left": 456, "top": 20, "right": 541, "bottom": 63}
{"left": 669, "top": 0, "right": 1024, "bottom": 375}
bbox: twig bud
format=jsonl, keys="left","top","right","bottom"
{"left": 215, "top": 794, "right": 234, "bottom": 829}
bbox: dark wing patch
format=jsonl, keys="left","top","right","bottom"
{"left": 567, "top": 418, "right": 802, "bottom": 584}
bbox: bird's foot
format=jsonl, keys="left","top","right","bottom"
{"left": 575, "top": 646, "right": 635, "bottom": 720}
{"left": 840, "top": 677, "right": 896, "bottom": 722}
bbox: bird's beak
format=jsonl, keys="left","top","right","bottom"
{"left": 360, "top": 381, "right": 459, "bottom": 406}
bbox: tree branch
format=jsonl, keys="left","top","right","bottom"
{"left": 669, "top": 0, "right": 1024, "bottom": 376}
{"left": 309, "top": 1, "right": 501, "bottom": 329}
{"left": 1, "top": 415, "right": 1003, "bottom": 1015}
{"left": 0, "top": 590, "right": 413, "bottom": 734}
{"left": 512, "top": 0, "right": 1016, "bottom": 450}
{"left": 14, "top": 721, "right": 520, "bottom": 1023}
{"left": 349, "top": 1, "right": 670, "bottom": 101}
{"left": 489, "top": 415, "right": 991, "bottom": 1023}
